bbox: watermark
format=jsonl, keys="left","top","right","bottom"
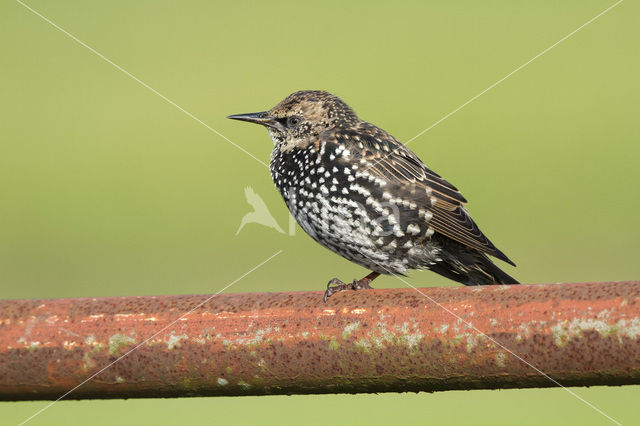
{"left": 236, "top": 187, "right": 287, "bottom": 235}
{"left": 236, "top": 186, "right": 404, "bottom": 239}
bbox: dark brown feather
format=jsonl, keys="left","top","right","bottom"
{"left": 326, "top": 123, "right": 515, "bottom": 266}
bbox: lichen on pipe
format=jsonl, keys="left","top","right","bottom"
{"left": 0, "top": 281, "right": 639, "bottom": 401}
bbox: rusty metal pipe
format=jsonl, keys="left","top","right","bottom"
{"left": 1, "top": 281, "right": 639, "bottom": 400}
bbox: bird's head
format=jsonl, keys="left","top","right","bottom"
{"left": 228, "top": 90, "right": 359, "bottom": 150}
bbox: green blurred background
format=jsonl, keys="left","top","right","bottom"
{"left": 1, "top": 0, "right": 638, "bottom": 424}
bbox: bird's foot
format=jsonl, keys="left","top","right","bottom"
{"left": 323, "top": 278, "right": 352, "bottom": 303}
{"left": 323, "top": 272, "right": 379, "bottom": 303}
{"left": 352, "top": 278, "right": 374, "bottom": 291}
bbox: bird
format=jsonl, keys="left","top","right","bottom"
{"left": 228, "top": 90, "right": 518, "bottom": 301}
{"left": 236, "top": 186, "right": 285, "bottom": 235}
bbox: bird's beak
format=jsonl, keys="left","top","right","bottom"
{"left": 227, "top": 111, "right": 275, "bottom": 127}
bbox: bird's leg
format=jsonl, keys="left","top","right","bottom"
{"left": 352, "top": 271, "right": 379, "bottom": 290}
{"left": 323, "top": 271, "right": 380, "bottom": 302}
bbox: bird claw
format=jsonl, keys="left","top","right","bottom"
{"left": 352, "top": 278, "right": 373, "bottom": 291}
{"left": 324, "top": 278, "right": 353, "bottom": 303}
{"left": 323, "top": 277, "right": 374, "bottom": 302}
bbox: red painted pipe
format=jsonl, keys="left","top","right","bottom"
{"left": 1, "top": 281, "right": 639, "bottom": 400}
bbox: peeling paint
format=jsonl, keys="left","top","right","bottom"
{"left": 354, "top": 338, "right": 371, "bottom": 352}
{"left": 401, "top": 332, "right": 424, "bottom": 350}
{"left": 108, "top": 333, "right": 136, "bottom": 356}
{"left": 342, "top": 321, "right": 360, "bottom": 339}
{"left": 551, "top": 316, "right": 640, "bottom": 347}
{"left": 236, "top": 327, "right": 275, "bottom": 346}
{"left": 81, "top": 352, "right": 95, "bottom": 372}
{"left": 328, "top": 339, "right": 340, "bottom": 351}
{"left": 167, "top": 332, "right": 188, "bottom": 350}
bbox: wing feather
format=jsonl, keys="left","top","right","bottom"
{"left": 327, "top": 125, "right": 515, "bottom": 265}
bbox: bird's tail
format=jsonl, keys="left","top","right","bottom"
{"left": 429, "top": 241, "right": 519, "bottom": 285}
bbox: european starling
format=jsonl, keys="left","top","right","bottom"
{"left": 228, "top": 91, "right": 518, "bottom": 301}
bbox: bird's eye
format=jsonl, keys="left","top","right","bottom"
{"left": 287, "top": 116, "right": 301, "bottom": 127}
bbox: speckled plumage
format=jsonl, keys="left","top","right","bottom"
{"left": 229, "top": 91, "right": 518, "bottom": 299}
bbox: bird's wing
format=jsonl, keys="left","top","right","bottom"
{"left": 327, "top": 125, "right": 514, "bottom": 265}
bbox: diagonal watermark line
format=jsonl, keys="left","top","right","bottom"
{"left": 18, "top": 249, "right": 283, "bottom": 426}
{"left": 15, "top": 0, "right": 269, "bottom": 169}
{"left": 404, "top": 0, "right": 624, "bottom": 146}
{"left": 386, "top": 271, "right": 622, "bottom": 425}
